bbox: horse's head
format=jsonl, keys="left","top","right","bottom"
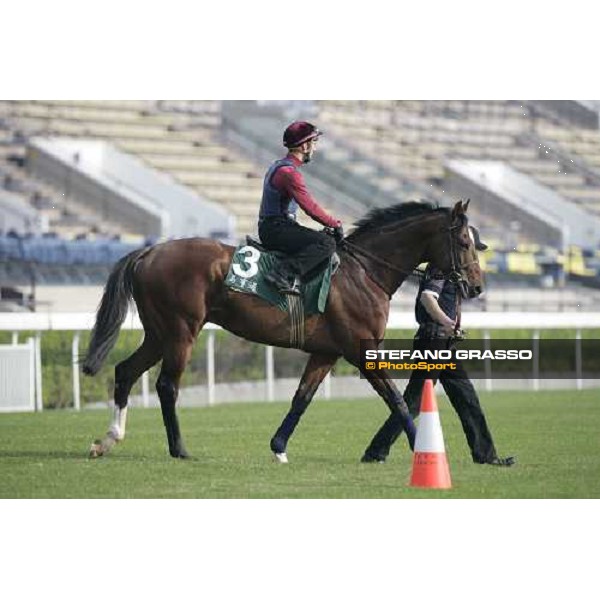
{"left": 427, "top": 200, "right": 486, "bottom": 299}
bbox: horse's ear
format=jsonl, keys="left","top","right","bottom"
{"left": 451, "top": 200, "right": 463, "bottom": 220}
{"left": 463, "top": 198, "right": 470, "bottom": 212}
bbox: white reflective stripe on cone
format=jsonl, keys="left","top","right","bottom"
{"left": 414, "top": 413, "right": 446, "bottom": 453}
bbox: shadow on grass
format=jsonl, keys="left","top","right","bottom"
{"left": 0, "top": 449, "right": 201, "bottom": 462}
{"left": 0, "top": 450, "right": 91, "bottom": 460}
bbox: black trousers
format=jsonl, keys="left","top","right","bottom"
{"left": 403, "top": 369, "right": 498, "bottom": 463}
{"left": 364, "top": 338, "right": 499, "bottom": 463}
{"left": 258, "top": 216, "right": 336, "bottom": 279}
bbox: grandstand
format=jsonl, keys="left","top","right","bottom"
{"left": 316, "top": 101, "right": 600, "bottom": 239}
{"left": 0, "top": 100, "right": 258, "bottom": 236}
{"left": 2, "top": 100, "right": 600, "bottom": 312}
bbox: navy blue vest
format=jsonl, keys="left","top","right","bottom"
{"left": 415, "top": 267, "right": 460, "bottom": 324}
{"left": 259, "top": 158, "right": 299, "bottom": 220}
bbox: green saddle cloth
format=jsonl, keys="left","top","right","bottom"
{"left": 224, "top": 242, "right": 333, "bottom": 314}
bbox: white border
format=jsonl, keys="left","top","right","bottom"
{"left": 3, "top": 1, "right": 600, "bottom": 99}
{"left": 1, "top": 501, "right": 596, "bottom": 599}
{"left": 2, "top": 1, "right": 598, "bottom": 597}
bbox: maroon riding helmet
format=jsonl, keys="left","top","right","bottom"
{"left": 283, "top": 121, "right": 322, "bottom": 148}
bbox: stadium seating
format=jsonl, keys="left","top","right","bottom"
{"left": 0, "top": 100, "right": 267, "bottom": 239}
{"left": 317, "top": 100, "right": 600, "bottom": 231}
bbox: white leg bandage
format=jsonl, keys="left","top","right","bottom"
{"left": 108, "top": 405, "right": 128, "bottom": 441}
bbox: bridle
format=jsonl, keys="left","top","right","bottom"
{"left": 340, "top": 216, "right": 476, "bottom": 297}
{"left": 436, "top": 222, "right": 478, "bottom": 284}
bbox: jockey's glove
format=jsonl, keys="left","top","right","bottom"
{"left": 333, "top": 225, "right": 344, "bottom": 242}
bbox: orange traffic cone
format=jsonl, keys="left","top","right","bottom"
{"left": 409, "top": 379, "right": 452, "bottom": 489}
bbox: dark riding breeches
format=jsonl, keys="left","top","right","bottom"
{"left": 258, "top": 216, "right": 336, "bottom": 279}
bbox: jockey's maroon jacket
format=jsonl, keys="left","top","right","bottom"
{"left": 269, "top": 153, "right": 340, "bottom": 228}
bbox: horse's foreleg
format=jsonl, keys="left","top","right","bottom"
{"left": 361, "top": 375, "right": 423, "bottom": 462}
{"left": 361, "top": 412, "right": 407, "bottom": 463}
{"left": 270, "top": 353, "right": 338, "bottom": 463}
{"left": 90, "top": 337, "right": 162, "bottom": 458}
{"left": 360, "top": 370, "right": 416, "bottom": 459}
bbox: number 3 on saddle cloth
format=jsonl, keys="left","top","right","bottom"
{"left": 224, "top": 236, "right": 338, "bottom": 314}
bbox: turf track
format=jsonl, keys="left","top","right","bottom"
{"left": 1, "top": 389, "right": 598, "bottom": 498}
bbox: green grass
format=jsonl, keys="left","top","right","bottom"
{"left": 1, "top": 389, "right": 599, "bottom": 498}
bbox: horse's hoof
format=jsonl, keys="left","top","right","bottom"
{"left": 170, "top": 447, "right": 190, "bottom": 459}
{"left": 170, "top": 453, "right": 190, "bottom": 459}
{"left": 273, "top": 452, "right": 288, "bottom": 464}
{"left": 270, "top": 436, "right": 287, "bottom": 455}
{"left": 89, "top": 441, "right": 104, "bottom": 459}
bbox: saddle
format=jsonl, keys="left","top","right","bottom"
{"left": 224, "top": 236, "right": 339, "bottom": 349}
{"left": 224, "top": 235, "right": 338, "bottom": 315}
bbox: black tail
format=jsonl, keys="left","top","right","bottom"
{"left": 82, "top": 248, "right": 146, "bottom": 376}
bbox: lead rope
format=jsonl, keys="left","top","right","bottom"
{"left": 454, "top": 289, "right": 462, "bottom": 336}
{"left": 341, "top": 241, "right": 431, "bottom": 298}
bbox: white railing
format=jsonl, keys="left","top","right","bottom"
{"left": 0, "top": 339, "right": 37, "bottom": 412}
{"left": 1, "top": 311, "right": 599, "bottom": 411}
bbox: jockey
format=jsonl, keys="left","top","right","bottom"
{"left": 258, "top": 121, "right": 344, "bottom": 295}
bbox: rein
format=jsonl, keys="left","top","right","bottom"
{"left": 340, "top": 241, "right": 401, "bottom": 297}
{"left": 342, "top": 240, "right": 417, "bottom": 277}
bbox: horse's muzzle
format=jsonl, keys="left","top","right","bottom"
{"left": 468, "top": 285, "right": 483, "bottom": 298}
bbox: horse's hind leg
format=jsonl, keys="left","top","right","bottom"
{"left": 89, "top": 337, "right": 162, "bottom": 458}
{"left": 156, "top": 337, "right": 195, "bottom": 459}
{"left": 270, "top": 353, "right": 338, "bottom": 463}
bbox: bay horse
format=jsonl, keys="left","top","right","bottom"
{"left": 83, "top": 200, "right": 483, "bottom": 462}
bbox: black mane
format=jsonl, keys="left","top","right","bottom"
{"left": 347, "top": 201, "right": 448, "bottom": 240}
